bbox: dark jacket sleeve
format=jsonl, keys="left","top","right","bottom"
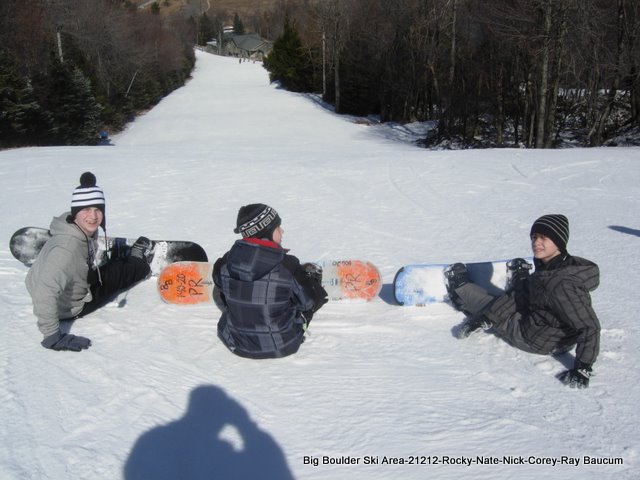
{"left": 282, "top": 256, "right": 328, "bottom": 316}
{"left": 212, "top": 253, "right": 229, "bottom": 310}
{"left": 550, "top": 278, "right": 601, "bottom": 366}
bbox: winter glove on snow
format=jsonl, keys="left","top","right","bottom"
{"left": 557, "top": 363, "right": 592, "bottom": 389}
{"left": 42, "top": 332, "right": 92, "bottom": 352}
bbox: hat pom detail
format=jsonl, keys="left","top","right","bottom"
{"left": 79, "top": 172, "right": 97, "bottom": 187}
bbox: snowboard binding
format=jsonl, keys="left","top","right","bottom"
{"left": 130, "top": 236, "right": 155, "bottom": 265}
{"left": 444, "top": 263, "right": 469, "bottom": 293}
{"left": 506, "top": 257, "right": 532, "bottom": 291}
{"left": 444, "top": 263, "right": 469, "bottom": 311}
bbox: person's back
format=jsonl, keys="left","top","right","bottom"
{"left": 213, "top": 204, "right": 327, "bottom": 359}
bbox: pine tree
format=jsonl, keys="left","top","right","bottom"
{"left": 198, "top": 13, "right": 217, "bottom": 46}
{"left": 233, "top": 13, "right": 245, "bottom": 35}
{"left": 0, "top": 50, "right": 51, "bottom": 148}
{"left": 36, "top": 59, "right": 102, "bottom": 145}
{"left": 263, "top": 17, "right": 315, "bottom": 93}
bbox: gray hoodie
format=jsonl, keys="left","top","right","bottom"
{"left": 26, "top": 213, "right": 99, "bottom": 337}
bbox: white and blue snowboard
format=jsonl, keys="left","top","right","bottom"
{"left": 393, "top": 258, "right": 533, "bottom": 306}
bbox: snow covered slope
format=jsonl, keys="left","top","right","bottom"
{"left": 1, "top": 50, "right": 638, "bottom": 480}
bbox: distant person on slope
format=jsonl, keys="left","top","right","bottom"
{"left": 213, "top": 204, "right": 328, "bottom": 359}
{"left": 445, "top": 214, "right": 601, "bottom": 389}
{"left": 26, "top": 172, "right": 153, "bottom": 352}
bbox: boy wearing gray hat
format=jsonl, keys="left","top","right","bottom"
{"left": 445, "top": 214, "right": 601, "bottom": 389}
{"left": 26, "top": 172, "right": 153, "bottom": 352}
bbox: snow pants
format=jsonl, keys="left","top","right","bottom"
{"left": 453, "top": 283, "right": 550, "bottom": 355}
{"left": 78, "top": 257, "right": 150, "bottom": 317}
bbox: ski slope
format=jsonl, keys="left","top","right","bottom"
{"left": 1, "top": 50, "right": 638, "bottom": 480}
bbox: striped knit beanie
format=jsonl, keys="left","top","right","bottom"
{"left": 234, "top": 204, "right": 281, "bottom": 239}
{"left": 530, "top": 214, "right": 569, "bottom": 253}
{"left": 70, "top": 172, "right": 106, "bottom": 228}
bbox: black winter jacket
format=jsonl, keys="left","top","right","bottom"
{"left": 484, "top": 254, "right": 601, "bottom": 367}
{"left": 213, "top": 238, "right": 324, "bottom": 359}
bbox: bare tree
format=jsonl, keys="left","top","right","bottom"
{"left": 588, "top": 0, "right": 626, "bottom": 145}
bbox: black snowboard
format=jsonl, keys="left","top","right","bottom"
{"left": 10, "top": 227, "right": 208, "bottom": 276}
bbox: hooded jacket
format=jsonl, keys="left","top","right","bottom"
{"left": 213, "top": 239, "right": 318, "bottom": 359}
{"left": 485, "top": 254, "right": 601, "bottom": 367}
{"left": 26, "top": 213, "right": 98, "bottom": 337}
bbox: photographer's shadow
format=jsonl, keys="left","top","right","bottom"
{"left": 124, "top": 385, "right": 293, "bottom": 480}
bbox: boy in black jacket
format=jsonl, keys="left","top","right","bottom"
{"left": 446, "top": 214, "right": 601, "bottom": 389}
{"left": 213, "top": 204, "right": 327, "bottom": 359}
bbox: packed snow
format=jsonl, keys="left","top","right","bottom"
{"left": 1, "top": 50, "right": 638, "bottom": 480}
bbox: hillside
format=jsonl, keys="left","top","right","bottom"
{"left": 1, "top": 50, "right": 637, "bottom": 480}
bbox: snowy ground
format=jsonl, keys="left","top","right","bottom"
{"left": 1, "top": 50, "right": 639, "bottom": 480}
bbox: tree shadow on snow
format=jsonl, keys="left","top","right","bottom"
{"left": 123, "top": 385, "right": 294, "bottom": 480}
{"left": 609, "top": 225, "right": 640, "bottom": 238}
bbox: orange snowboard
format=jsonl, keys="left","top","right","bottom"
{"left": 320, "top": 260, "right": 382, "bottom": 301}
{"left": 157, "top": 259, "right": 381, "bottom": 305}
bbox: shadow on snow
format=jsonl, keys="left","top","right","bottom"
{"left": 124, "top": 385, "right": 294, "bottom": 480}
{"left": 609, "top": 225, "right": 640, "bottom": 238}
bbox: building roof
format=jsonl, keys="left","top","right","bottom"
{"left": 230, "top": 33, "right": 272, "bottom": 53}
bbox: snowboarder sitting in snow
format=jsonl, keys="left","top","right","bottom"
{"left": 445, "top": 214, "right": 601, "bottom": 389}
{"left": 213, "top": 204, "right": 328, "bottom": 359}
{"left": 26, "top": 172, "right": 153, "bottom": 352}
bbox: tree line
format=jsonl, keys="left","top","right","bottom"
{"left": 0, "top": 0, "right": 195, "bottom": 148}
{"left": 3, "top": 0, "right": 638, "bottom": 149}
{"left": 265, "top": 0, "right": 640, "bottom": 148}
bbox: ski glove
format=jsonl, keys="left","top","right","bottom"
{"left": 302, "top": 263, "right": 323, "bottom": 284}
{"left": 558, "top": 364, "right": 592, "bottom": 389}
{"left": 42, "top": 332, "right": 92, "bottom": 352}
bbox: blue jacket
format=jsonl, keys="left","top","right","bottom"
{"left": 213, "top": 238, "right": 323, "bottom": 359}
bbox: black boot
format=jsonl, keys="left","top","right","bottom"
{"left": 454, "top": 315, "right": 492, "bottom": 339}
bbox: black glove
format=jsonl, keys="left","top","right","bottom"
{"left": 302, "top": 262, "right": 323, "bottom": 283}
{"left": 42, "top": 332, "right": 92, "bottom": 352}
{"left": 557, "top": 363, "right": 592, "bottom": 389}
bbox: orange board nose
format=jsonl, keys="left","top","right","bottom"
{"left": 334, "top": 260, "right": 381, "bottom": 301}
{"left": 158, "top": 262, "right": 214, "bottom": 304}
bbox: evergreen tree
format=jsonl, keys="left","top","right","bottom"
{"left": 233, "top": 13, "right": 245, "bottom": 35}
{"left": 198, "top": 13, "right": 217, "bottom": 46}
{"left": 35, "top": 59, "right": 102, "bottom": 145}
{"left": 0, "top": 50, "right": 51, "bottom": 148}
{"left": 263, "top": 18, "right": 315, "bottom": 93}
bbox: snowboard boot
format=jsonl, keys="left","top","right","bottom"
{"left": 109, "top": 237, "right": 130, "bottom": 262}
{"left": 454, "top": 315, "right": 493, "bottom": 339}
{"left": 506, "top": 257, "right": 532, "bottom": 291}
{"left": 444, "top": 263, "right": 469, "bottom": 311}
{"left": 130, "top": 236, "right": 154, "bottom": 265}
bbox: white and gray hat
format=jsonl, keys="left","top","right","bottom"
{"left": 70, "top": 172, "right": 106, "bottom": 228}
